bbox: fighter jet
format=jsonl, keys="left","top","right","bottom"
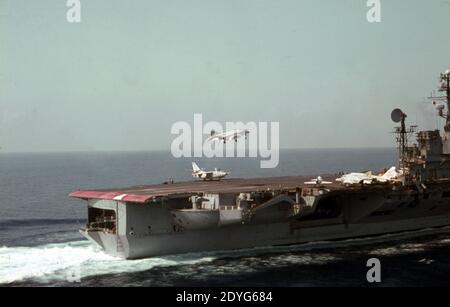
{"left": 335, "top": 167, "right": 402, "bottom": 185}
{"left": 304, "top": 176, "right": 332, "bottom": 185}
{"left": 207, "top": 129, "right": 250, "bottom": 144}
{"left": 191, "top": 162, "right": 229, "bottom": 181}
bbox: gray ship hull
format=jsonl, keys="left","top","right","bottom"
{"left": 81, "top": 214, "right": 450, "bottom": 259}
{"left": 80, "top": 188, "right": 450, "bottom": 259}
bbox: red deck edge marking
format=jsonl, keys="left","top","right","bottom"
{"left": 68, "top": 190, "right": 152, "bottom": 203}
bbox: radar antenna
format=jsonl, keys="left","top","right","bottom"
{"left": 391, "top": 108, "right": 417, "bottom": 170}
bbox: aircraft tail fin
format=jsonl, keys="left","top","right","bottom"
{"left": 192, "top": 162, "right": 201, "bottom": 172}
{"left": 381, "top": 166, "right": 398, "bottom": 180}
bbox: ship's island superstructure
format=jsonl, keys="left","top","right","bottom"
{"left": 70, "top": 70, "right": 450, "bottom": 259}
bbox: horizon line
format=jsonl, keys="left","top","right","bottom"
{"left": 0, "top": 146, "right": 397, "bottom": 154}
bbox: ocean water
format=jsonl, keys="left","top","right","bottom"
{"left": 1, "top": 148, "right": 450, "bottom": 286}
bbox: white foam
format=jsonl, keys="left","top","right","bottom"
{"left": 2, "top": 226, "right": 450, "bottom": 284}
{"left": 0, "top": 238, "right": 345, "bottom": 284}
{"left": 0, "top": 240, "right": 215, "bottom": 284}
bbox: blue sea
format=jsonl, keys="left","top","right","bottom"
{"left": 1, "top": 148, "right": 450, "bottom": 286}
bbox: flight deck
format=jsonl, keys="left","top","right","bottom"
{"left": 69, "top": 175, "right": 392, "bottom": 204}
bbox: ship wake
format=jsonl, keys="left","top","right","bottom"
{"left": 2, "top": 226, "right": 450, "bottom": 285}
{"left": 0, "top": 240, "right": 216, "bottom": 285}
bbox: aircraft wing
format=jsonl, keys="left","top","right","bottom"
{"left": 207, "top": 135, "right": 221, "bottom": 142}
{"left": 227, "top": 134, "right": 242, "bottom": 141}
{"left": 336, "top": 173, "right": 371, "bottom": 185}
{"left": 208, "top": 130, "right": 248, "bottom": 142}
{"left": 304, "top": 180, "right": 332, "bottom": 185}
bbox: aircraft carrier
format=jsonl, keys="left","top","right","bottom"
{"left": 70, "top": 69, "right": 450, "bottom": 259}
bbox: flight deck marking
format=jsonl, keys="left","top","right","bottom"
{"left": 113, "top": 194, "right": 128, "bottom": 200}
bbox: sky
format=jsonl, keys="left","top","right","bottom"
{"left": 1, "top": 0, "right": 450, "bottom": 152}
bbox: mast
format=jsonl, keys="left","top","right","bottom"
{"left": 442, "top": 70, "right": 450, "bottom": 132}
{"left": 430, "top": 70, "right": 450, "bottom": 126}
{"left": 430, "top": 69, "right": 450, "bottom": 153}
{"left": 391, "top": 108, "right": 416, "bottom": 172}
